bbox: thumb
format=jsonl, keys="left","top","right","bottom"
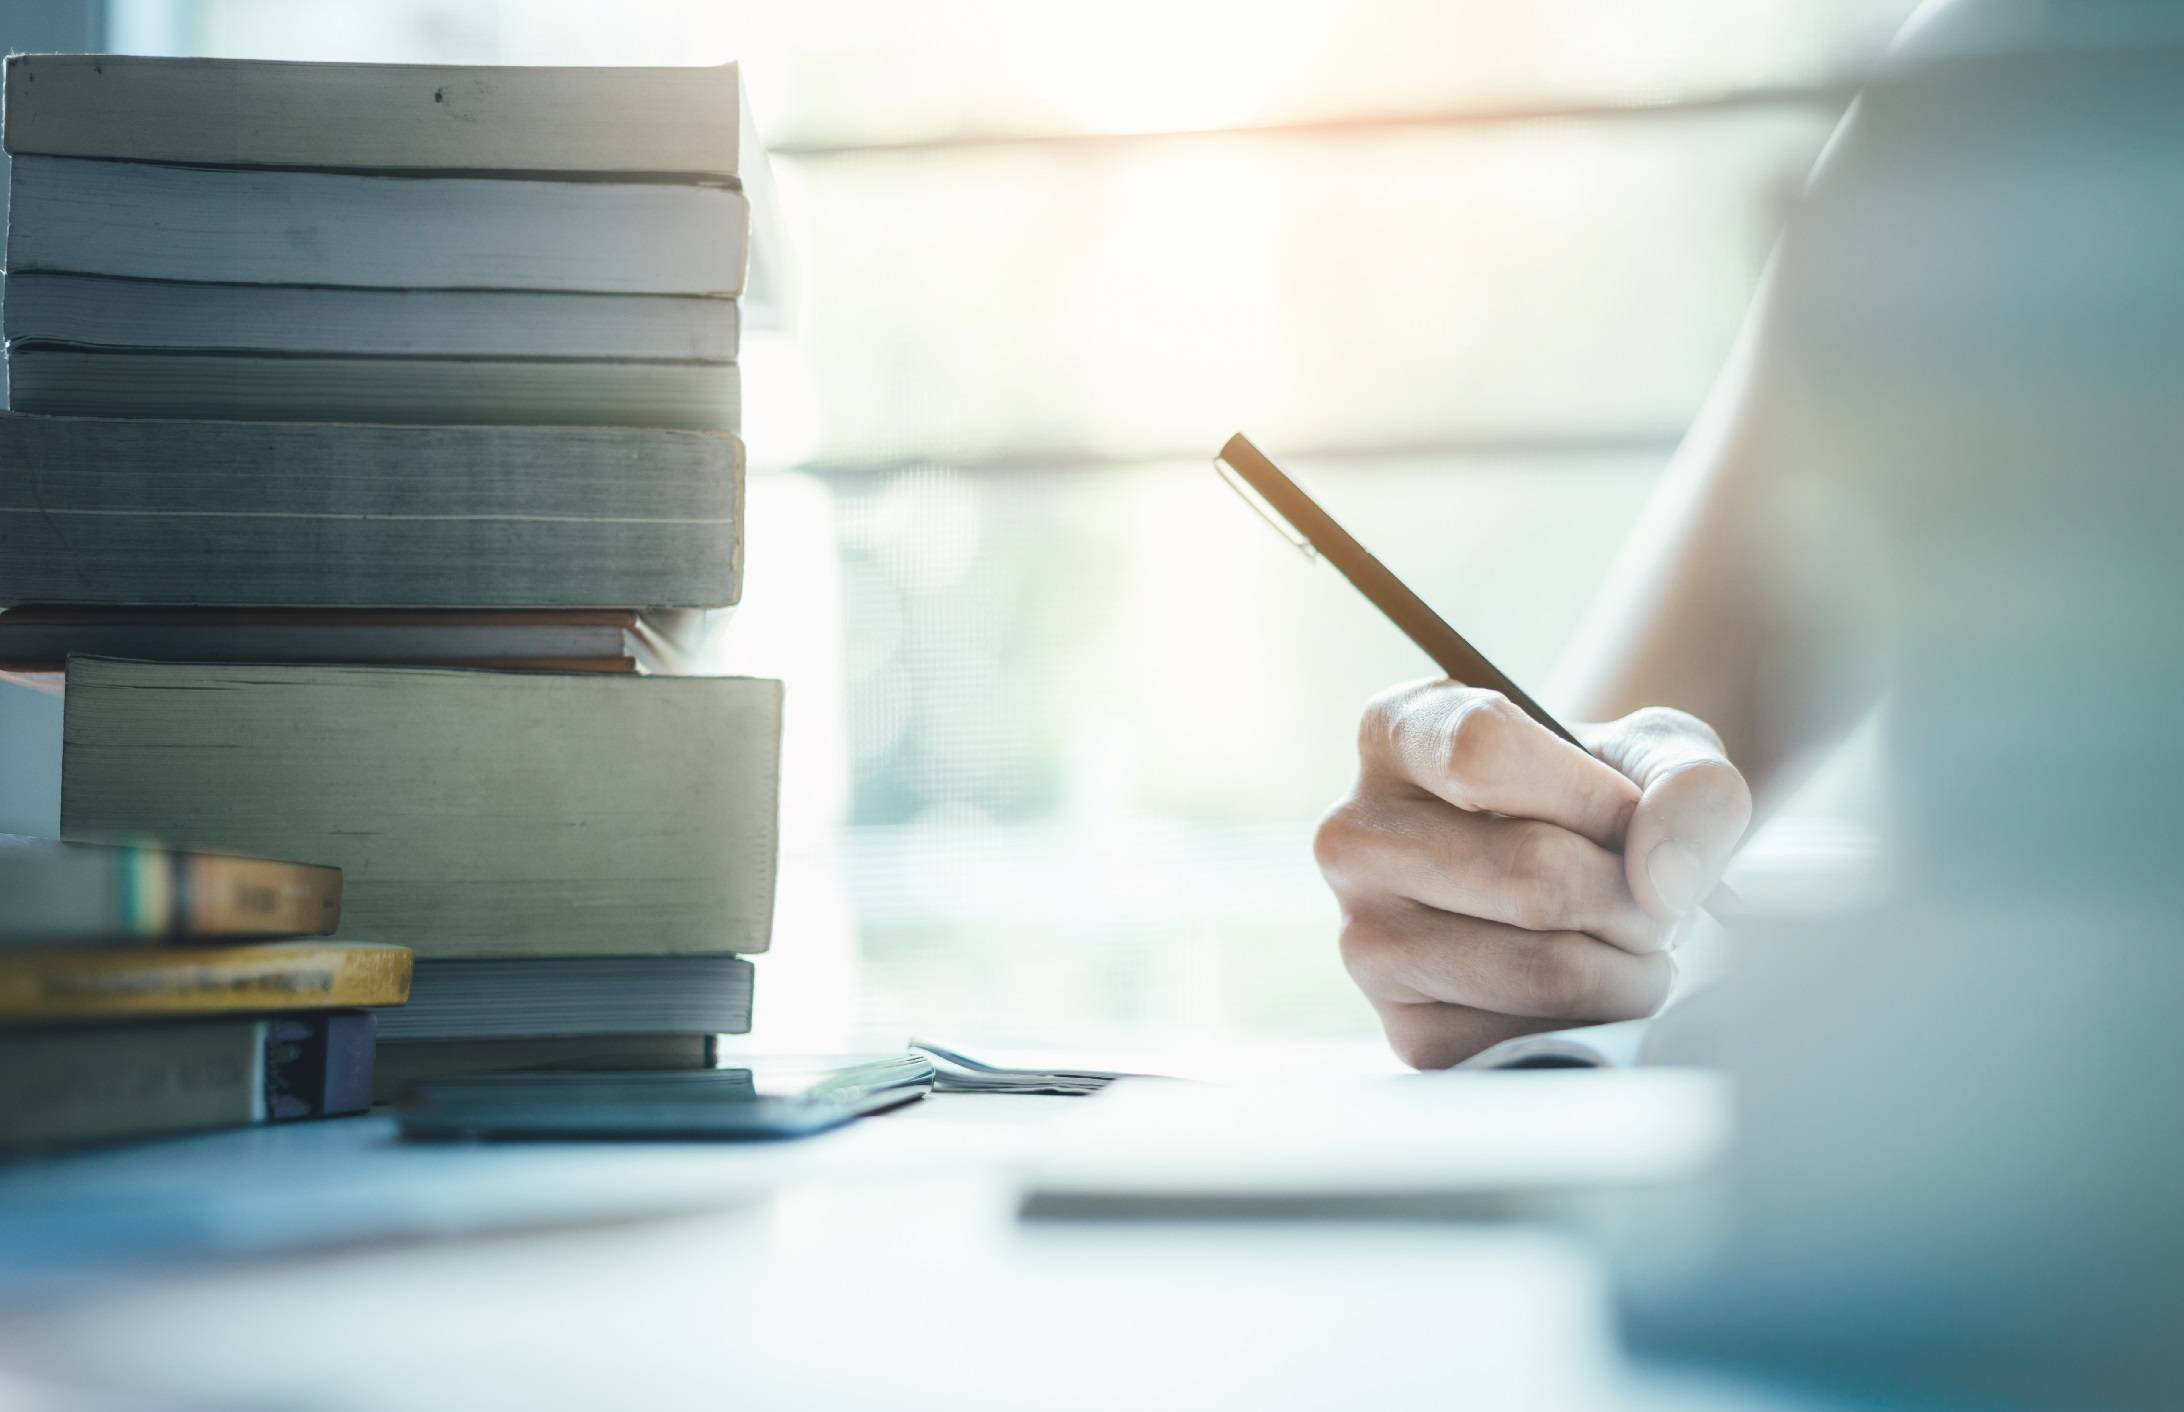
{"left": 1585, "top": 708, "right": 1753, "bottom": 923}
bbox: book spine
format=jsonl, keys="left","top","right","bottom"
{"left": 0, "top": 1019, "right": 262, "bottom": 1148}
{"left": 0, "top": 415, "right": 743, "bottom": 610}
{"left": 3, "top": 56, "right": 741, "bottom": 175}
{"left": 181, "top": 854, "right": 342, "bottom": 937}
{"left": 0, "top": 1011, "right": 375, "bottom": 1149}
{"left": 0, "top": 840, "right": 340, "bottom": 944}
{"left": 372, "top": 1032, "right": 711, "bottom": 1104}
{"left": 0, "top": 943, "right": 412, "bottom": 1021}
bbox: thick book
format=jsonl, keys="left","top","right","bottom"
{"left": 0, "top": 415, "right": 742, "bottom": 609}
{"left": 0, "top": 1012, "right": 374, "bottom": 1151}
{"left": 3, "top": 55, "right": 745, "bottom": 176}
{"left": 380, "top": 955, "right": 755, "bottom": 1042}
{"left": 0, "top": 834, "right": 340, "bottom": 946}
{"left": 7, "top": 346, "right": 740, "bottom": 431}
{"left": 373, "top": 1033, "right": 714, "bottom": 1104}
{"left": 4, "top": 273, "right": 740, "bottom": 362}
{"left": 7, "top": 157, "right": 749, "bottom": 297}
{"left": 0, "top": 608, "right": 703, "bottom": 675}
{"left": 62, "top": 660, "right": 783, "bottom": 960}
{"left": 0, "top": 941, "right": 411, "bottom": 1022}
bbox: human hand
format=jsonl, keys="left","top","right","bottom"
{"left": 1314, "top": 683, "right": 1752, "bottom": 1068}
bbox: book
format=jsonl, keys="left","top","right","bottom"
{"left": 0, "top": 1012, "right": 374, "bottom": 1150}
{"left": 0, "top": 834, "right": 340, "bottom": 946}
{"left": 373, "top": 1033, "right": 714, "bottom": 1104}
{"left": 4, "top": 55, "right": 745, "bottom": 177}
{"left": 0, "top": 608, "right": 703, "bottom": 675}
{"left": 4, "top": 273, "right": 740, "bottom": 362}
{"left": 62, "top": 659, "right": 783, "bottom": 960}
{"left": 379, "top": 956, "right": 754, "bottom": 1042}
{"left": 0, "top": 941, "right": 411, "bottom": 1022}
{"left": 7, "top": 156, "right": 749, "bottom": 297}
{"left": 7, "top": 347, "right": 741, "bottom": 431}
{"left": 0, "top": 415, "right": 742, "bottom": 609}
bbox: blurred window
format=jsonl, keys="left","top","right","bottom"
{"left": 106, "top": 0, "right": 1917, "bottom": 1044}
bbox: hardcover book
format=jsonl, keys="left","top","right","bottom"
{"left": 3, "top": 55, "right": 747, "bottom": 176}
{"left": 0, "top": 941, "right": 411, "bottom": 1022}
{"left": 7, "top": 157, "right": 749, "bottom": 297}
{"left": 380, "top": 955, "right": 756, "bottom": 1041}
{"left": 0, "top": 834, "right": 340, "bottom": 946}
{"left": 0, "top": 1012, "right": 375, "bottom": 1150}
{"left": 0, "top": 415, "right": 743, "bottom": 609}
{"left": 63, "top": 660, "right": 782, "bottom": 960}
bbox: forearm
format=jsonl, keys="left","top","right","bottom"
{"left": 1550, "top": 278, "right": 1877, "bottom": 814}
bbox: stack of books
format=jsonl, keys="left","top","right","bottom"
{"left": 0, "top": 55, "right": 782, "bottom": 1109}
{"left": 0, "top": 835, "right": 405, "bottom": 1150}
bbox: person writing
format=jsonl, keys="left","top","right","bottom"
{"left": 1311, "top": 0, "right": 2134, "bottom": 1068}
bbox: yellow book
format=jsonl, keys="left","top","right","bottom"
{"left": 0, "top": 941, "right": 410, "bottom": 1022}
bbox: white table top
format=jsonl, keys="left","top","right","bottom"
{"left": 0, "top": 1090, "right": 1849, "bottom": 1412}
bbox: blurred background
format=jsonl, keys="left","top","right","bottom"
{"left": 5, "top": 0, "right": 1919, "bottom": 1046}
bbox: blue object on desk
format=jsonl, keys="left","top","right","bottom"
{"left": 397, "top": 1055, "right": 935, "bottom": 1140}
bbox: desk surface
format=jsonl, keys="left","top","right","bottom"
{"left": 0, "top": 1091, "right": 1850, "bottom": 1412}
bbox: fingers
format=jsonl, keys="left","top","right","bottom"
{"left": 1316, "top": 794, "right": 1666, "bottom": 954}
{"left": 1359, "top": 681, "right": 1640, "bottom": 850}
{"left": 1338, "top": 903, "right": 1676, "bottom": 1026}
{"left": 1588, "top": 708, "right": 1755, "bottom": 922}
{"left": 1371, "top": 1001, "right": 1568, "bottom": 1071}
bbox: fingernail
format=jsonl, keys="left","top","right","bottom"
{"left": 1647, "top": 841, "right": 1705, "bottom": 916}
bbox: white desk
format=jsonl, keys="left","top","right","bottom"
{"left": 0, "top": 1092, "right": 1846, "bottom": 1412}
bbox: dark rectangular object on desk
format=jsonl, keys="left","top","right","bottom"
{"left": 398, "top": 1056, "right": 933, "bottom": 1142}
{"left": 379, "top": 956, "right": 754, "bottom": 1042}
{"left": 373, "top": 1033, "right": 715, "bottom": 1104}
{"left": 0, "top": 1011, "right": 374, "bottom": 1151}
{"left": 0, "top": 415, "right": 742, "bottom": 609}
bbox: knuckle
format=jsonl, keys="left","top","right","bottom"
{"left": 1335, "top": 915, "right": 1392, "bottom": 990}
{"left": 1385, "top": 1020, "right": 1461, "bottom": 1072}
{"left": 1499, "top": 821, "right": 1579, "bottom": 931}
{"left": 1356, "top": 679, "right": 1432, "bottom": 760}
{"left": 1438, "top": 690, "right": 1514, "bottom": 795}
{"left": 1311, "top": 799, "right": 1363, "bottom": 880}
{"left": 1518, "top": 940, "right": 1601, "bottom": 1020}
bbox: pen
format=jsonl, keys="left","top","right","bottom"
{"left": 1213, "top": 432, "right": 1740, "bottom": 921}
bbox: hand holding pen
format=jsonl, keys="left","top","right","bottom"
{"left": 1215, "top": 435, "right": 1750, "bottom": 1067}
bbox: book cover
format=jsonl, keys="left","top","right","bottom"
{"left": 63, "top": 660, "right": 781, "bottom": 959}
{"left": 4, "top": 55, "right": 742, "bottom": 176}
{"left": 0, "top": 834, "right": 341, "bottom": 946}
{"left": 0, "top": 941, "right": 412, "bottom": 1022}
{"left": 0, "top": 1012, "right": 375, "bottom": 1150}
{"left": 381, "top": 956, "right": 756, "bottom": 1041}
{"left": 3, "top": 273, "right": 741, "bottom": 362}
{"left": 6, "top": 347, "right": 741, "bottom": 431}
{"left": 0, "top": 415, "right": 742, "bottom": 609}
{"left": 8, "top": 157, "right": 750, "bottom": 297}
